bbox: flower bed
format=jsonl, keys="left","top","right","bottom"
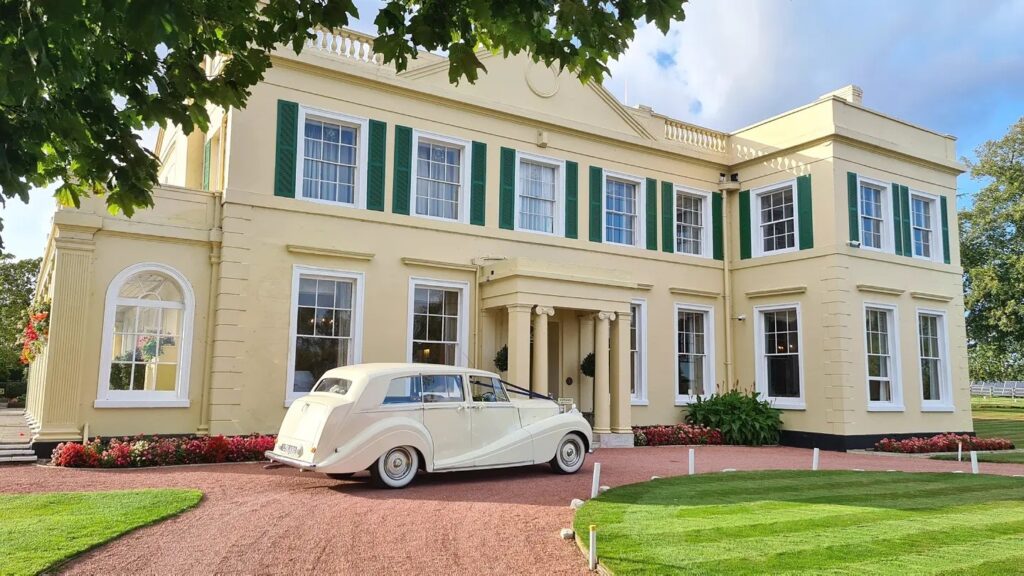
{"left": 633, "top": 424, "right": 723, "bottom": 447}
{"left": 51, "top": 434, "right": 277, "bottom": 468}
{"left": 875, "top": 433, "right": 1015, "bottom": 454}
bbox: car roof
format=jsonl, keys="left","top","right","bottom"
{"left": 321, "top": 363, "right": 499, "bottom": 381}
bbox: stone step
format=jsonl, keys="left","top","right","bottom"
{"left": 0, "top": 455, "right": 37, "bottom": 463}
{"left": 0, "top": 448, "right": 36, "bottom": 457}
{"left": 0, "top": 443, "right": 32, "bottom": 450}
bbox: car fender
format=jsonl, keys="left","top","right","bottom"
{"left": 315, "top": 416, "right": 434, "bottom": 473}
{"left": 522, "top": 412, "right": 594, "bottom": 464}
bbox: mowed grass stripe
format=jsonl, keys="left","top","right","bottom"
{"left": 822, "top": 533, "right": 1024, "bottom": 576}
{"left": 575, "top": 472, "right": 1024, "bottom": 576}
{"left": 676, "top": 514, "right": 1024, "bottom": 574}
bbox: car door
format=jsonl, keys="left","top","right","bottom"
{"left": 468, "top": 375, "right": 532, "bottom": 467}
{"left": 420, "top": 373, "right": 473, "bottom": 469}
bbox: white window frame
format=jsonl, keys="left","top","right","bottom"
{"left": 407, "top": 277, "right": 470, "bottom": 367}
{"left": 674, "top": 186, "right": 713, "bottom": 258}
{"left": 857, "top": 176, "right": 895, "bottom": 253}
{"left": 674, "top": 302, "right": 716, "bottom": 406}
{"left": 630, "top": 298, "right": 648, "bottom": 405}
{"left": 754, "top": 302, "right": 805, "bottom": 410}
{"left": 285, "top": 265, "right": 365, "bottom": 406}
{"left": 917, "top": 308, "right": 954, "bottom": 412}
{"left": 295, "top": 106, "right": 369, "bottom": 209}
{"left": 410, "top": 130, "right": 472, "bottom": 224}
{"left": 514, "top": 151, "right": 565, "bottom": 236}
{"left": 863, "top": 303, "right": 904, "bottom": 412}
{"left": 602, "top": 170, "right": 646, "bottom": 248}
{"left": 750, "top": 180, "right": 799, "bottom": 258}
{"left": 909, "top": 189, "right": 944, "bottom": 263}
{"left": 95, "top": 262, "right": 195, "bottom": 408}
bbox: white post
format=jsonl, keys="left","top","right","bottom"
{"left": 970, "top": 451, "right": 979, "bottom": 475}
{"left": 812, "top": 447, "right": 820, "bottom": 471}
{"left": 688, "top": 448, "right": 695, "bottom": 476}
{"left": 591, "top": 462, "right": 601, "bottom": 499}
{"left": 589, "top": 524, "right": 597, "bottom": 570}
{"left": 957, "top": 441, "right": 963, "bottom": 462}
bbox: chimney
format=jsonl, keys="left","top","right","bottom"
{"left": 820, "top": 84, "right": 863, "bottom": 105}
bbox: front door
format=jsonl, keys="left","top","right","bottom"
{"left": 421, "top": 374, "right": 473, "bottom": 469}
{"left": 468, "top": 375, "right": 532, "bottom": 466}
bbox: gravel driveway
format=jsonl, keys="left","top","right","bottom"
{"left": 2, "top": 446, "right": 1023, "bottom": 575}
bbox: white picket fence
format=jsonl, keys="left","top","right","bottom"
{"left": 970, "top": 381, "right": 1024, "bottom": 398}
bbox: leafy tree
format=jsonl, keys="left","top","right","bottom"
{"left": 960, "top": 117, "right": 1024, "bottom": 380}
{"left": 0, "top": 0, "right": 687, "bottom": 247}
{"left": 0, "top": 254, "right": 41, "bottom": 382}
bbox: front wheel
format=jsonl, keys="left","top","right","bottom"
{"left": 550, "top": 433, "right": 586, "bottom": 474}
{"left": 370, "top": 446, "right": 419, "bottom": 489}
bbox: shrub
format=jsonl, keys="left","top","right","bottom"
{"left": 633, "top": 424, "right": 723, "bottom": 447}
{"left": 580, "top": 353, "right": 595, "bottom": 378}
{"left": 685, "top": 390, "right": 782, "bottom": 446}
{"left": 51, "top": 434, "right": 277, "bottom": 468}
{"left": 493, "top": 345, "right": 508, "bottom": 373}
{"left": 875, "top": 433, "right": 1015, "bottom": 454}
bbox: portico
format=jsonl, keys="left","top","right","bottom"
{"left": 479, "top": 257, "right": 641, "bottom": 447}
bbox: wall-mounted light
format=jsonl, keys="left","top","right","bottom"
{"left": 847, "top": 240, "right": 861, "bottom": 247}
{"left": 733, "top": 314, "right": 746, "bottom": 322}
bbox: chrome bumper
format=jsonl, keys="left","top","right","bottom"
{"left": 265, "top": 450, "right": 317, "bottom": 470}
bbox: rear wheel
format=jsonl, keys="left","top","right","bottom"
{"left": 370, "top": 446, "right": 419, "bottom": 489}
{"left": 550, "top": 433, "right": 586, "bottom": 474}
{"left": 326, "top": 473, "right": 354, "bottom": 480}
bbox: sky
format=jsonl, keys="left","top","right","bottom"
{"left": 3, "top": 0, "right": 1022, "bottom": 260}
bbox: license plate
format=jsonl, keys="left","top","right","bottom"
{"left": 279, "top": 443, "right": 301, "bottom": 457}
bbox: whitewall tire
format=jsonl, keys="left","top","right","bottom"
{"left": 550, "top": 433, "right": 586, "bottom": 474}
{"left": 370, "top": 446, "right": 419, "bottom": 489}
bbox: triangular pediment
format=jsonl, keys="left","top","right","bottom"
{"left": 400, "top": 52, "right": 653, "bottom": 140}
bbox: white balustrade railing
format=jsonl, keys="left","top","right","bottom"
{"left": 305, "top": 28, "right": 385, "bottom": 66}
{"left": 663, "top": 119, "right": 727, "bottom": 153}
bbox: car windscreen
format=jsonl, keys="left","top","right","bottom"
{"left": 313, "top": 377, "right": 354, "bottom": 396}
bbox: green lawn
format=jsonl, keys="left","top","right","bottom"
{"left": 574, "top": 471, "right": 1024, "bottom": 575}
{"left": 0, "top": 489, "right": 202, "bottom": 576}
{"left": 931, "top": 451, "right": 1024, "bottom": 464}
{"left": 971, "top": 397, "right": 1024, "bottom": 446}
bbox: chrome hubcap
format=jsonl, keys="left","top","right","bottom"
{"left": 560, "top": 440, "right": 581, "bottom": 467}
{"left": 384, "top": 448, "right": 413, "bottom": 480}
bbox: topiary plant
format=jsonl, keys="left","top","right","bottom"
{"left": 684, "top": 390, "right": 782, "bottom": 446}
{"left": 580, "top": 352, "right": 595, "bottom": 378}
{"left": 493, "top": 345, "right": 508, "bottom": 373}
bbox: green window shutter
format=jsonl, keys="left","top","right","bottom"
{"left": 274, "top": 100, "right": 298, "bottom": 198}
{"left": 797, "top": 175, "right": 814, "bottom": 250}
{"left": 392, "top": 125, "right": 412, "bottom": 214}
{"left": 940, "top": 196, "right": 951, "bottom": 264}
{"left": 202, "top": 139, "right": 212, "bottom": 191}
{"left": 645, "top": 178, "right": 658, "bottom": 251}
{"left": 712, "top": 191, "right": 724, "bottom": 261}
{"left": 847, "top": 172, "right": 859, "bottom": 244}
{"left": 891, "top": 182, "right": 904, "bottom": 255}
{"left": 366, "top": 120, "right": 387, "bottom": 211}
{"left": 589, "top": 166, "right": 603, "bottom": 243}
{"left": 564, "top": 161, "right": 578, "bottom": 239}
{"left": 900, "top": 185, "right": 912, "bottom": 256}
{"left": 661, "top": 181, "right": 674, "bottom": 253}
{"left": 498, "top": 147, "right": 516, "bottom": 230}
{"left": 739, "top": 190, "right": 751, "bottom": 260}
{"left": 470, "top": 141, "right": 487, "bottom": 226}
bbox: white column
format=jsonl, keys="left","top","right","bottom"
{"left": 593, "top": 311, "right": 615, "bottom": 434}
{"left": 506, "top": 304, "right": 533, "bottom": 390}
{"left": 611, "top": 310, "right": 632, "bottom": 433}
{"left": 531, "top": 306, "right": 555, "bottom": 396}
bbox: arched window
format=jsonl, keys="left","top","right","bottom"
{"left": 96, "top": 263, "right": 194, "bottom": 408}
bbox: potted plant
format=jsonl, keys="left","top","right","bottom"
{"left": 493, "top": 345, "right": 508, "bottom": 373}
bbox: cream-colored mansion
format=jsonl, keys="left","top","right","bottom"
{"left": 27, "top": 29, "right": 971, "bottom": 453}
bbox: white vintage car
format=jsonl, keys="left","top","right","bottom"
{"left": 265, "top": 363, "right": 593, "bottom": 488}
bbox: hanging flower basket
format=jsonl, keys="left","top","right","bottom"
{"left": 19, "top": 301, "right": 51, "bottom": 365}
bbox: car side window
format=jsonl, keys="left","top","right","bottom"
{"left": 383, "top": 376, "right": 422, "bottom": 404}
{"left": 421, "top": 374, "right": 465, "bottom": 403}
{"left": 469, "top": 375, "right": 509, "bottom": 403}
